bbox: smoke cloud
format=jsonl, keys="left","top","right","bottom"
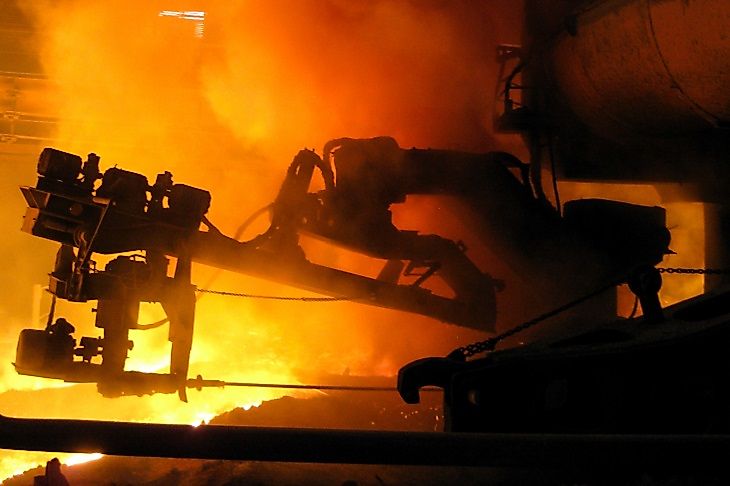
{"left": 0, "top": 1, "right": 708, "bottom": 479}
{"left": 1, "top": 5, "right": 523, "bottom": 477}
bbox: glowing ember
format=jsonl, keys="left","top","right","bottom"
{"left": 62, "top": 453, "right": 104, "bottom": 467}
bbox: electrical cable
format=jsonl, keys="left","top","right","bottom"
{"left": 196, "top": 204, "right": 274, "bottom": 294}
{"left": 135, "top": 316, "right": 169, "bottom": 330}
{"left": 135, "top": 287, "right": 354, "bottom": 330}
{"left": 44, "top": 294, "right": 56, "bottom": 330}
{"left": 232, "top": 203, "right": 274, "bottom": 241}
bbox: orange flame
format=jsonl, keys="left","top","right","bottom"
{"left": 0, "top": 1, "right": 706, "bottom": 481}
{"left": 1, "top": 1, "right": 524, "bottom": 479}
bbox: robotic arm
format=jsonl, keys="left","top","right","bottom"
{"left": 16, "top": 142, "right": 509, "bottom": 399}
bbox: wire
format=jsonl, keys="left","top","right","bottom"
{"left": 195, "top": 205, "right": 275, "bottom": 298}
{"left": 135, "top": 316, "right": 169, "bottom": 330}
{"left": 195, "top": 288, "right": 357, "bottom": 302}
{"left": 44, "top": 294, "right": 56, "bottom": 330}
{"left": 233, "top": 203, "right": 274, "bottom": 241}
{"left": 135, "top": 288, "right": 353, "bottom": 330}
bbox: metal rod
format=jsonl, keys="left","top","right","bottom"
{"left": 1, "top": 414, "right": 730, "bottom": 468}
{"left": 186, "top": 377, "right": 442, "bottom": 393}
{"left": 208, "top": 382, "right": 400, "bottom": 391}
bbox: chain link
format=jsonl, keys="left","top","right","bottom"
{"left": 450, "top": 266, "right": 730, "bottom": 361}
{"left": 196, "top": 288, "right": 356, "bottom": 302}
{"left": 196, "top": 266, "right": 730, "bottom": 358}
{"left": 450, "top": 277, "right": 623, "bottom": 360}
{"left": 658, "top": 267, "right": 730, "bottom": 275}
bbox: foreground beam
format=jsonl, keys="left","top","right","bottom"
{"left": 2, "top": 414, "right": 730, "bottom": 469}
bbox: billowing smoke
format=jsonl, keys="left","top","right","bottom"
{"left": 1, "top": 1, "right": 524, "bottom": 477}
{"left": 0, "top": 1, "right": 711, "bottom": 480}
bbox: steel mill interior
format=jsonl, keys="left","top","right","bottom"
{"left": 0, "top": 1, "right": 729, "bottom": 485}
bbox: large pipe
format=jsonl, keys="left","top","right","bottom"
{"left": 1, "top": 414, "right": 730, "bottom": 469}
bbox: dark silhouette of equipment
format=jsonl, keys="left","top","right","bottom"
{"left": 398, "top": 279, "right": 730, "bottom": 433}
{"left": 15, "top": 133, "right": 673, "bottom": 403}
{"left": 15, "top": 130, "right": 669, "bottom": 400}
{"left": 13, "top": 142, "right": 520, "bottom": 399}
{"left": 397, "top": 0, "right": 730, "bottom": 436}
{"left": 5, "top": 0, "right": 730, "bottom": 467}
{"left": 3, "top": 413, "right": 730, "bottom": 470}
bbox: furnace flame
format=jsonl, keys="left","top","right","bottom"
{"left": 2, "top": 1, "right": 522, "bottom": 479}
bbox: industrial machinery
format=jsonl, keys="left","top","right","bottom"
{"left": 2, "top": 0, "right": 730, "bottom": 471}
{"left": 398, "top": 0, "right": 730, "bottom": 434}
{"left": 398, "top": 282, "right": 730, "bottom": 433}
{"left": 14, "top": 129, "right": 671, "bottom": 402}
{"left": 15, "top": 143, "right": 508, "bottom": 400}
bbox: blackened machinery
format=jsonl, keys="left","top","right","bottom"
{"left": 2, "top": 0, "right": 730, "bottom": 468}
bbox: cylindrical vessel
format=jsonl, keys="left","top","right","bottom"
{"left": 550, "top": 0, "right": 730, "bottom": 138}
{"left": 525, "top": 0, "right": 730, "bottom": 188}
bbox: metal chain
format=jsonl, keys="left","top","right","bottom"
{"left": 195, "top": 288, "right": 356, "bottom": 302}
{"left": 451, "top": 266, "right": 730, "bottom": 361}
{"left": 658, "top": 267, "right": 730, "bottom": 275}
{"left": 450, "top": 277, "right": 623, "bottom": 360}
{"left": 196, "top": 267, "right": 730, "bottom": 358}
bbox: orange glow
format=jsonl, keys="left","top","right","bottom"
{"left": 1, "top": 1, "right": 522, "bottom": 479}
{"left": 557, "top": 182, "right": 705, "bottom": 313}
{"left": 1, "top": 1, "right": 706, "bottom": 481}
{"left": 0, "top": 452, "right": 103, "bottom": 483}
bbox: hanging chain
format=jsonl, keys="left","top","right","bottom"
{"left": 450, "top": 277, "right": 623, "bottom": 360}
{"left": 195, "top": 288, "right": 357, "bottom": 302}
{"left": 195, "top": 267, "right": 730, "bottom": 359}
{"left": 657, "top": 267, "right": 730, "bottom": 275}
{"left": 450, "top": 266, "right": 730, "bottom": 361}
{"left": 195, "top": 268, "right": 729, "bottom": 305}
